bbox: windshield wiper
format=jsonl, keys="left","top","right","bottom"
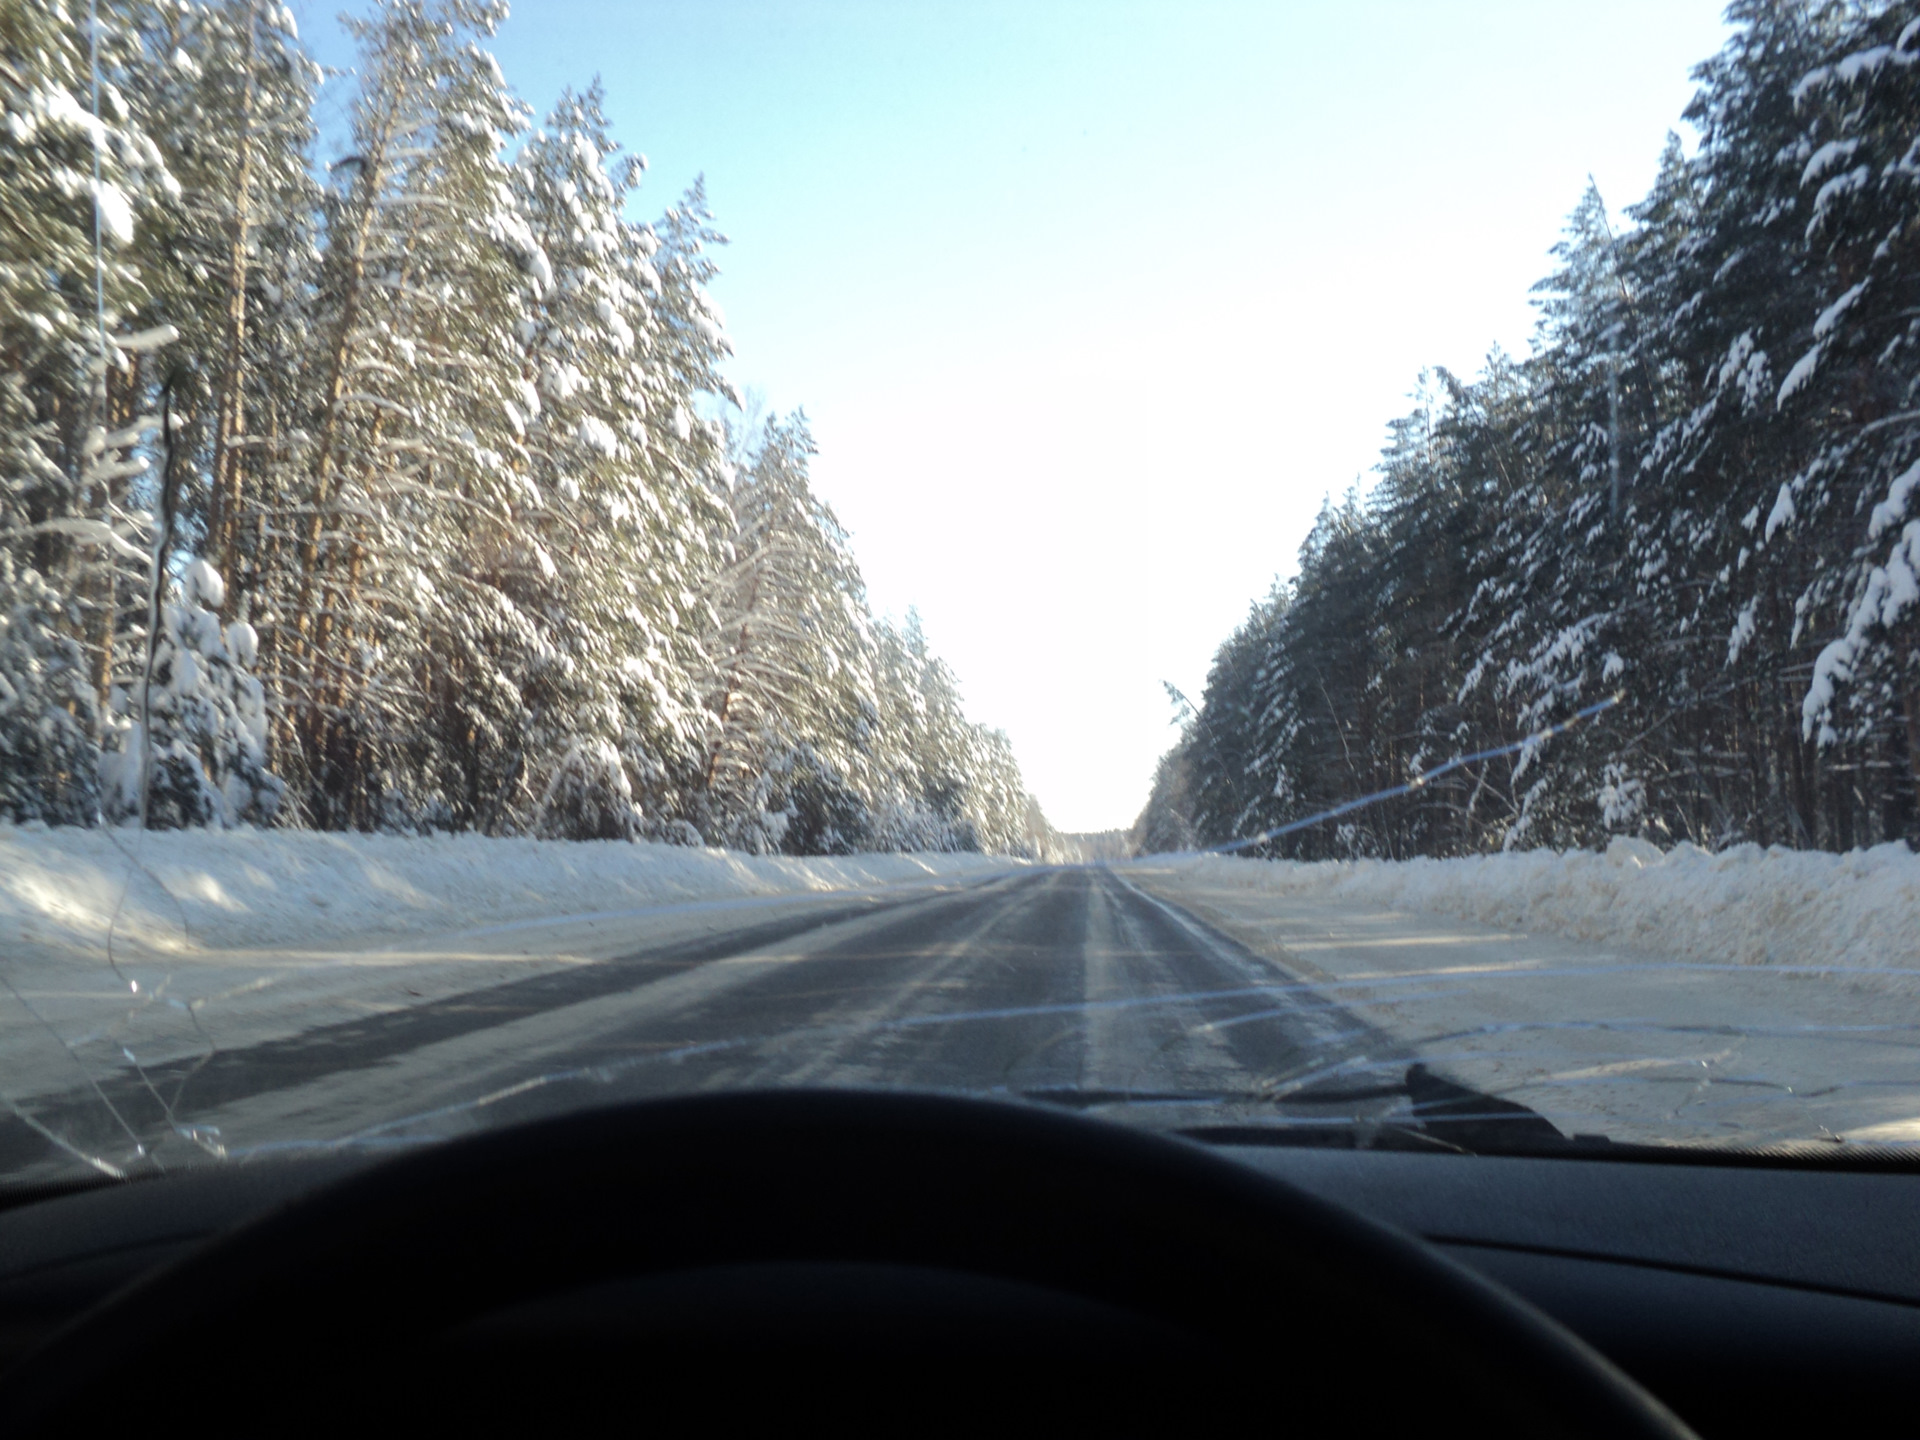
{"left": 1020, "top": 1064, "right": 1612, "bottom": 1158}
{"left": 1039, "top": 1067, "right": 1920, "bottom": 1170}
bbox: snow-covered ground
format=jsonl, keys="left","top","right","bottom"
{"left": 1138, "top": 837, "right": 1920, "bottom": 975}
{"left": 0, "top": 822, "right": 1016, "bottom": 959}
{"left": 0, "top": 823, "right": 1020, "bottom": 1114}
{"left": 7, "top": 825, "right": 1920, "bottom": 1161}
{"left": 1127, "top": 840, "right": 1920, "bottom": 1148}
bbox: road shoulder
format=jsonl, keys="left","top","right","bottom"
{"left": 1122, "top": 861, "right": 1920, "bottom": 1148}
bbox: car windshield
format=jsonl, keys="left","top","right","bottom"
{"left": 3, "top": 0, "right": 1919, "bottom": 1188}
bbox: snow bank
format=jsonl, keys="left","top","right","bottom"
{"left": 1140, "top": 837, "right": 1920, "bottom": 972}
{"left": 0, "top": 823, "right": 1017, "bottom": 957}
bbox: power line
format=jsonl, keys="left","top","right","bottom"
{"left": 1194, "top": 694, "right": 1623, "bottom": 856}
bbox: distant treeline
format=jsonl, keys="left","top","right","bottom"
{"left": 0, "top": 0, "right": 1059, "bottom": 857}
{"left": 1060, "top": 830, "right": 1130, "bottom": 862}
{"left": 1136, "top": 2, "right": 1920, "bottom": 859}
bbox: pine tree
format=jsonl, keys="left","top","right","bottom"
{"left": 259, "top": 0, "right": 541, "bottom": 829}
{"left": 0, "top": 0, "right": 1056, "bottom": 854}
{"left": 700, "top": 412, "right": 878, "bottom": 851}
{"left": 1153, "top": 2, "right": 1920, "bottom": 859}
{"left": 1780, "top": 6, "right": 1920, "bottom": 840}
{"left": 509, "top": 102, "right": 732, "bottom": 837}
{"left": 128, "top": 0, "right": 320, "bottom": 584}
{"left": 101, "top": 557, "right": 282, "bottom": 826}
{"left": 1, "top": 0, "right": 179, "bottom": 821}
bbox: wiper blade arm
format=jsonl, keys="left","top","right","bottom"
{"left": 1019, "top": 1065, "right": 1611, "bottom": 1159}
{"left": 1016, "top": 1077, "right": 1414, "bottom": 1113}
{"left": 1401, "top": 1062, "right": 1581, "bottom": 1152}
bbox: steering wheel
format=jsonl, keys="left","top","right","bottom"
{"left": 1, "top": 1091, "right": 1691, "bottom": 1435}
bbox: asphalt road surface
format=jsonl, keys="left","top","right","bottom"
{"left": 5, "top": 867, "right": 1434, "bottom": 1177}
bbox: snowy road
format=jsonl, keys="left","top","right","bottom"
{"left": 3, "top": 867, "right": 1432, "bottom": 1178}
{"left": 6, "top": 860, "right": 1920, "bottom": 1180}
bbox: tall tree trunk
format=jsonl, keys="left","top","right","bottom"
{"left": 288, "top": 98, "right": 402, "bottom": 792}
{"left": 293, "top": 97, "right": 398, "bottom": 667}
{"left": 84, "top": 368, "right": 128, "bottom": 704}
{"left": 206, "top": 1, "right": 259, "bottom": 580}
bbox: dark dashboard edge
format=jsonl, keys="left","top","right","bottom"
{"left": 1428, "top": 1233, "right": 1920, "bottom": 1312}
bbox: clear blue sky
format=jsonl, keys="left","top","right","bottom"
{"left": 294, "top": 0, "right": 1732, "bottom": 832}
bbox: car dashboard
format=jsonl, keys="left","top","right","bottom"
{"left": 0, "top": 1136, "right": 1914, "bottom": 1436}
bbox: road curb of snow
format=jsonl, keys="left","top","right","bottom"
{"left": 0, "top": 824, "right": 1020, "bottom": 958}
{"left": 1140, "top": 837, "right": 1920, "bottom": 973}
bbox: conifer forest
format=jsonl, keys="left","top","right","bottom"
{"left": 0, "top": 0, "right": 1058, "bottom": 855}
{"left": 1136, "top": 2, "right": 1920, "bottom": 860}
{"left": 9, "top": 2, "right": 1920, "bottom": 864}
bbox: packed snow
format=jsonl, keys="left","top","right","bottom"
{"left": 0, "top": 822, "right": 1015, "bottom": 960}
{"left": 1138, "top": 836, "right": 1920, "bottom": 975}
{"left": 1128, "top": 840, "right": 1920, "bottom": 1147}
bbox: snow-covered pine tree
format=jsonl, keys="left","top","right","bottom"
{"left": 700, "top": 411, "right": 880, "bottom": 852}
{"left": 126, "top": 0, "right": 320, "bottom": 588}
{"left": 0, "top": 0, "right": 181, "bottom": 821}
{"left": 532, "top": 735, "right": 640, "bottom": 840}
{"left": 497, "top": 83, "right": 635, "bottom": 835}
{"left": 1779, "top": 8, "right": 1920, "bottom": 838}
{"left": 264, "top": 0, "right": 543, "bottom": 830}
{"left": 615, "top": 185, "right": 740, "bottom": 829}
{"left": 1179, "top": 582, "right": 1293, "bottom": 851}
{"left": 948, "top": 722, "right": 1034, "bottom": 855}
{"left": 866, "top": 614, "right": 961, "bottom": 849}
{"left": 508, "top": 97, "right": 731, "bottom": 838}
{"left": 100, "top": 556, "right": 281, "bottom": 826}
{"left": 1156, "top": 1, "right": 1920, "bottom": 858}
{"left": 1619, "top": 1, "right": 1854, "bottom": 848}
{"left": 1459, "top": 181, "right": 1653, "bottom": 849}
{"left": 0, "top": 0, "right": 1056, "bottom": 855}
{"left": 1130, "top": 731, "right": 1199, "bottom": 856}
{"left": 866, "top": 611, "right": 1033, "bottom": 853}
{"left": 0, "top": 553, "right": 100, "bottom": 823}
